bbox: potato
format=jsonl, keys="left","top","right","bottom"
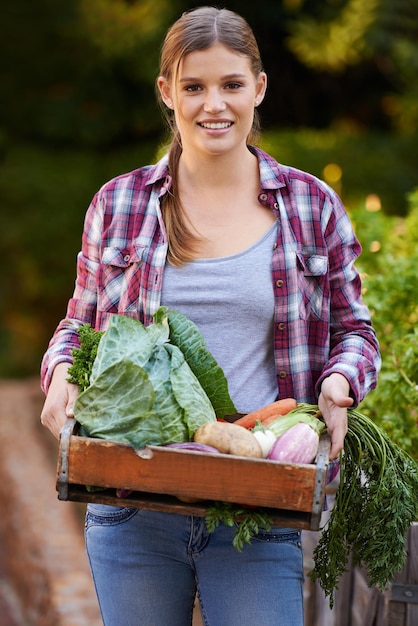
{"left": 194, "top": 422, "right": 263, "bottom": 458}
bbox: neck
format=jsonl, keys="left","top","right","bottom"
{"left": 178, "top": 145, "right": 258, "bottom": 191}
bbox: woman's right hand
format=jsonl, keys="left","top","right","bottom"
{"left": 40, "top": 362, "right": 79, "bottom": 439}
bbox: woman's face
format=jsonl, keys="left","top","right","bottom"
{"left": 158, "top": 42, "right": 267, "bottom": 158}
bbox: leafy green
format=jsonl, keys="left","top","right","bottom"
{"left": 75, "top": 360, "right": 158, "bottom": 448}
{"left": 67, "top": 324, "right": 104, "bottom": 391}
{"left": 73, "top": 311, "right": 217, "bottom": 448}
{"left": 165, "top": 308, "right": 237, "bottom": 418}
{"left": 205, "top": 502, "right": 273, "bottom": 551}
{"left": 307, "top": 406, "right": 418, "bottom": 608}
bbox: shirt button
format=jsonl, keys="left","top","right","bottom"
{"left": 273, "top": 202, "right": 279, "bottom": 210}
{"left": 258, "top": 193, "right": 268, "bottom": 203}
{"left": 279, "top": 370, "right": 287, "bottom": 379}
{"left": 124, "top": 254, "right": 130, "bottom": 262}
{"left": 278, "top": 323, "right": 285, "bottom": 330}
{"left": 276, "top": 279, "right": 284, "bottom": 287}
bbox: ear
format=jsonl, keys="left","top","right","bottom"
{"left": 157, "top": 76, "right": 174, "bottom": 109}
{"left": 254, "top": 72, "right": 267, "bottom": 107}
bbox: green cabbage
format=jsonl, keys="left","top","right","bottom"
{"left": 73, "top": 308, "right": 235, "bottom": 449}
{"left": 165, "top": 308, "right": 237, "bottom": 418}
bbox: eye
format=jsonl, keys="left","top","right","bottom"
{"left": 225, "top": 82, "right": 243, "bottom": 90}
{"left": 184, "top": 84, "right": 203, "bottom": 92}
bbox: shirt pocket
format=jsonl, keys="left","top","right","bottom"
{"left": 97, "top": 245, "right": 144, "bottom": 314}
{"left": 296, "top": 252, "right": 329, "bottom": 320}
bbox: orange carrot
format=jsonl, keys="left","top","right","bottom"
{"left": 260, "top": 413, "right": 289, "bottom": 427}
{"left": 233, "top": 398, "right": 298, "bottom": 430}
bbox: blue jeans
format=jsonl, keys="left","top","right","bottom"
{"left": 85, "top": 505, "right": 304, "bottom": 626}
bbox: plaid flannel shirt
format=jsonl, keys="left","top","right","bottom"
{"left": 41, "top": 147, "right": 380, "bottom": 404}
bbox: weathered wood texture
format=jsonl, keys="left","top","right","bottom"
{"left": 387, "top": 523, "right": 418, "bottom": 626}
{"left": 57, "top": 418, "right": 330, "bottom": 530}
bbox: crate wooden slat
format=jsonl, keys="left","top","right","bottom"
{"left": 57, "top": 418, "right": 331, "bottom": 530}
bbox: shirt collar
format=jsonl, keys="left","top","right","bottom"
{"left": 144, "top": 145, "right": 286, "bottom": 192}
{"left": 248, "top": 145, "right": 287, "bottom": 191}
{"left": 145, "top": 153, "right": 170, "bottom": 188}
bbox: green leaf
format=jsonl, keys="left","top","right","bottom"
{"left": 73, "top": 312, "right": 217, "bottom": 448}
{"left": 90, "top": 314, "right": 167, "bottom": 382}
{"left": 308, "top": 404, "right": 418, "bottom": 608}
{"left": 67, "top": 324, "right": 104, "bottom": 391}
{"left": 205, "top": 502, "right": 273, "bottom": 552}
{"left": 74, "top": 360, "right": 159, "bottom": 448}
{"left": 166, "top": 308, "right": 237, "bottom": 417}
{"left": 167, "top": 343, "right": 217, "bottom": 439}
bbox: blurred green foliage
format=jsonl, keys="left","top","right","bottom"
{"left": 2, "top": 0, "right": 418, "bottom": 148}
{"left": 0, "top": 142, "right": 156, "bottom": 376}
{"left": 260, "top": 129, "right": 418, "bottom": 215}
{"left": 354, "top": 191, "right": 418, "bottom": 459}
{"left": 285, "top": 0, "right": 418, "bottom": 132}
{"left": 0, "top": 0, "right": 177, "bottom": 147}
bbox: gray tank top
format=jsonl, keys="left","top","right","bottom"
{"left": 161, "top": 222, "right": 278, "bottom": 413}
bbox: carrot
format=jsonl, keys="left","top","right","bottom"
{"left": 233, "top": 398, "right": 298, "bottom": 430}
{"left": 260, "top": 413, "right": 289, "bottom": 427}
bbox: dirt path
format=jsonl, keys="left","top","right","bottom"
{"left": 0, "top": 379, "right": 102, "bottom": 626}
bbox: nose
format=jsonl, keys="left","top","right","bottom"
{"left": 203, "top": 88, "right": 226, "bottom": 113}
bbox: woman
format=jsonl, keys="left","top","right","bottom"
{"left": 40, "top": 7, "right": 380, "bottom": 625}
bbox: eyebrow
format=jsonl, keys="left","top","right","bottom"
{"left": 179, "top": 73, "right": 248, "bottom": 83}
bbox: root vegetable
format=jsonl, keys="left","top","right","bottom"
{"left": 252, "top": 429, "right": 277, "bottom": 458}
{"left": 194, "top": 422, "right": 263, "bottom": 458}
{"left": 166, "top": 442, "right": 221, "bottom": 454}
{"left": 267, "top": 422, "right": 320, "bottom": 463}
{"left": 233, "top": 398, "right": 297, "bottom": 429}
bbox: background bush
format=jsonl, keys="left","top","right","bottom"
{"left": 354, "top": 191, "right": 418, "bottom": 458}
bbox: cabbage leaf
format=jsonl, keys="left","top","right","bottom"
{"left": 164, "top": 308, "right": 237, "bottom": 417}
{"left": 73, "top": 310, "right": 222, "bottom": 448}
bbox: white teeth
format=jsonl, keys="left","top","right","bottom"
{"left": 200, "top": 122, "right": 232, "bottom": 129}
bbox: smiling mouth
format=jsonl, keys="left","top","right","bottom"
{"left": 198, "top": 121, "right": 233, "bottom": 129}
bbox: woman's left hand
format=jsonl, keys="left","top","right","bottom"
{"left": 318, "top": 373, "right": 353, "bottom": 460}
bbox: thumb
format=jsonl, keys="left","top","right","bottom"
{"left": 66, "top": 386, "right": 79, "bottom": 417}
{"left": 337, "top": 396, "right": 354, "bottom": 408}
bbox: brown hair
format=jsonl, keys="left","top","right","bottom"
{"left": 157, "top": 6, "right": 264, "bottom": 265}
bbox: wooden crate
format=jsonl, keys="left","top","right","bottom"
{"left": 57, "top": 418, "right": 331, "bottom": 530}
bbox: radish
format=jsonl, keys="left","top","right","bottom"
{"left": 267, "top": 422, "right": 321, "bottom": 464}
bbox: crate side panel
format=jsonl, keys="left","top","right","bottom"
{"left": 67, "top": 437, "right": 318, "bottom": 511}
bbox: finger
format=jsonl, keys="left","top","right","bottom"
{"left": 329, "top": 435, "right": 344, "bottom": 460}
{"left": 329, "top": 419, "right": 348, "bottom": 459}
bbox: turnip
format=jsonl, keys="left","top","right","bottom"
{"left": 268, "top": 422, "right": 321, "bottom": 464}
